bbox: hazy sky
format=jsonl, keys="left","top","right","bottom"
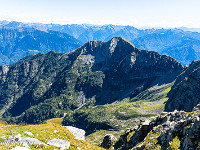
{"left": 0, "top": 0, "right": 200, "bottom": 28}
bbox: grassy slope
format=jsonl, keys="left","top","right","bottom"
{"left": 0, "top": 120, "right": 103, "bottom": 150}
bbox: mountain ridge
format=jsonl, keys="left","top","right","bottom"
{"left": 0, "top": 37, "right": 183, "bottom": 124}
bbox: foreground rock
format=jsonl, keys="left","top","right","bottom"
{"left": 6, "top": 134, "right": 44, "bottom": 146}
{"left": 17, "top": 137, "right": 45, "bottom": 145}
{"left": 47, "top": 138, "right": 70, "bottom": 149}
{"left": 11, "top": 146, "right": 30, "bottom": 150}
{"left": 112, "top": 104, "right": 200, "bottom": 150}
{"left": 65, "top": 126, "right": 85, "bottom": 140}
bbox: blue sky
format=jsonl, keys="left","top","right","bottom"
{"left": 0, "top": 0, "right": 200, "bottom": 28}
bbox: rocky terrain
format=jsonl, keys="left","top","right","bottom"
{"left": 165, "top": 60, "right": 200, "bottom": 112}
{"left": 100, "top": 104, "right": 200, "bottom": 150}
{"left": 0, "top": 104, "right": 199, "bottom": 150}
{"left": 0, "top": 37, "right": 183, "bottom": 125}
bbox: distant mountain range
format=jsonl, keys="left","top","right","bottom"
{"left": 179, "top": 26, "right": 200, "bottom": 33}
{"left": 0, "top": 24, "right": 82, "bottom": 65}
{"left": 1, "top": 20, "right": 200, "bottom": 65}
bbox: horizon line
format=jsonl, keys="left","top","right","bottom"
{"left": 0, "top": 19, "right": 200, "bottom": 30}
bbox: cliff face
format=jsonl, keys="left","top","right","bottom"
{"left": 0, "top": 37, "right": 183, "bottom": 124}
{"left": 165, "top": 60, "right": 200, "bottom": 112}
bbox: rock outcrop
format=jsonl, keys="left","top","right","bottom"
{"left": 165, "top": 60, "right": 200, "bottom": 112}
{"left": 47, "top": 139, "right": 70, "bottom": 149}
{"left": 113, "top": 104, "right": 200, "bottom": 150}
{"left": 17, "top": 137, "right": 45, "bottom": 145}
{"left": 100, "top": 134, "right": 117, "bottom": 149}
{"left": 6, "top": 134, "right": 45, "bottom": 146}
{"left": 65, "top": 126, "right": 85, "bottom": 140}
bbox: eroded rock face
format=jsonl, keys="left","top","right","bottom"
{"left": 165, "top": 60, "right": 200, "bottom": 112}
{"left": 114, "top": 105, "right": 200, "bottom": 150}
{"left": 0, "top": 65, "right": 9, "bottom": 74}
{"left": 100, "top": 134, "right": 117, "bottom": 149}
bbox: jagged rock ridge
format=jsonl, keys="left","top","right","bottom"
{"left": 165, "top": 60, "right": 200, "bottom": 112}
{"left": 103, "top": 104, "right": 200, "bottom": 150}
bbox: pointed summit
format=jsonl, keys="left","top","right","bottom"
{"left": 106, "top": 37, "right": 136, "bottom": 57}
{"left": 109, "top": 37, "right": 135, "bottom": 47}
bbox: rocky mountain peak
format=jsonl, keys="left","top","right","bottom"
{"left": 79, "top": 37, "right": 135, "bottom": 55}
{"left": 71, "top": 37, "right": 183, "bottom": 104}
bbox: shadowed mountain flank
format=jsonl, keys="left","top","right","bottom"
{"left": 165, "top": 60, "right": 200, "bottom": 112}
